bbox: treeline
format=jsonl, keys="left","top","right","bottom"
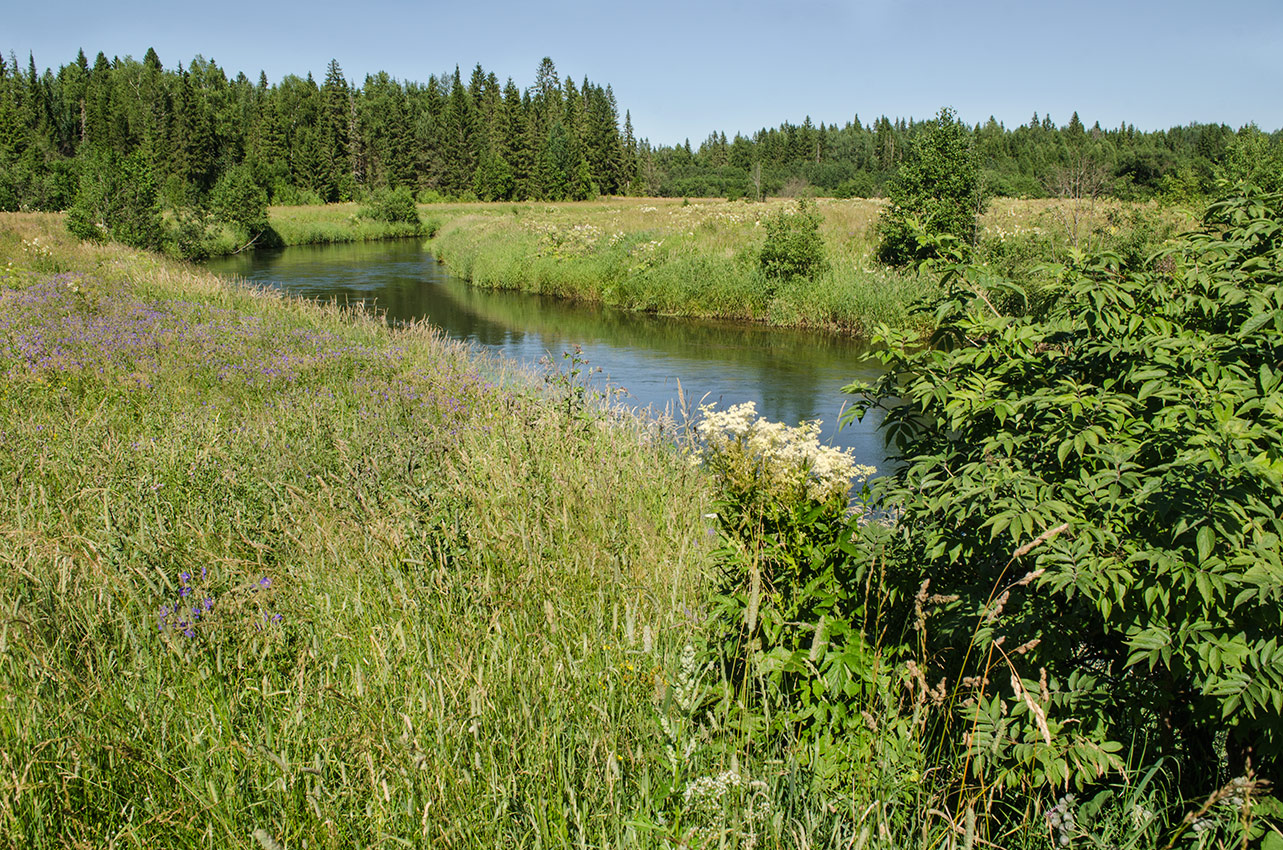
{"left": 0, "top": 49, "right": 637, "bottom": 212}
{"left": 643, "top": 113, "right": 1283, "bottom": 201}
{"left": 3, "top": 46, "right": 1282, "bottom": 214}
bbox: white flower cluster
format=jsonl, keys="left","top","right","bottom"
{"left": 22, "top": 238, "right": 54, "bottom": 263}
{"left": 695, "top": 402, "right": 874, "bottom": 505}
{"left": 680, "top": 770, "right": 773, "bottom": 850}
{"left": 527, "top": 221, "right": 604, "bottom": 257}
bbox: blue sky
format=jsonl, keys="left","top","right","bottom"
{"left": 9, "top": 0, "right": 1282, "bottom": 146}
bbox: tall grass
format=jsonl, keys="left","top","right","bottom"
{"left": 268, "top": 203, "right": 434, "bottom": 247}
{"left": 423, "top": 197, "right": 1187, "bottom": 337}
{"left": 426, "top": 199, "right": 937, "bottom": 336}
{"left": 0, "top": 214, "right": 719, "bottom": 847}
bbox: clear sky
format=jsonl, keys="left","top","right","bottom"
{"left": 8, "top": 0, "right": 1282, "bottom": 146}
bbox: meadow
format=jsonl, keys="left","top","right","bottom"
{"left": 417, "top": 195, "right": 1188, "bottom": 336}
{"left": 2, "top": 195, "right": 1269, "bottom": 849}
{"left": 0, "top": 214, "right": 720, "bottom": 847}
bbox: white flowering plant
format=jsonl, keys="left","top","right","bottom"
{"left": 693, "top": 401, "right": 873, "bottom": 513}
{"left": 691, "top": 402, "right": 892, "bottom": 781}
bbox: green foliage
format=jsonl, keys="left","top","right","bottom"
{"left": 759, "top": 197, "right": 829, "bottom": 281}
{"left": 834, "top": 172, "right": 876, "bottom": 199}
{"left": 358, "top": 186, "right": 421, "bottom": 227}
{"left": 690, "top": 402, "right": 887, "bottom": 796}
{"left": 877, "top": 107, "right": 985, "bottom": 266}
{"left": 210, "top": 164, "right": 270, "bottom": 236}
{"left": 472, "top": 147, "right": 515, "bottom": 201}
{"left": 1218, "top": 125, "right": 1283, "bottom": 193}
{"left": 65, "top": 148, "right": 163, "bottom": 250}
{"left": 846, "top": 187, "right": 1283, "bottom": 793}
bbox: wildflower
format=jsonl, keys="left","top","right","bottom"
{"left": 695, "top": 401, "right": 874, "bottom": 507}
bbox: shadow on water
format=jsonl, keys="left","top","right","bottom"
{"left": 205, "top": 239, "right": 892, "bottom": 468}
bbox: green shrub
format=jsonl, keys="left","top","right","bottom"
{"left": 877, "top": 107, "right": 985, "bottom": 266}
{"left": 360, "top": 186, "right": 421, "bottom": 227}
{"left": 65, "top": 149, "right": 164, "bottom": 250}
{"left": 759, "top": 198, "right": 829, "bottom": 281}
{"left": 847, "top": 187, "right": 1283, "bottom": 795}
{"left": 210, "top": 165, "right": 269, "bottom": 236}
{"left": 833, "top": 172, "right": 876, "bottom": 199}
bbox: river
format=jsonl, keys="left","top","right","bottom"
{"left": 205, "top": 239, "right": 891, "bottom": 469}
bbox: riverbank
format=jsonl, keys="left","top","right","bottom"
{"left": 423, "top": 196, "right": 1187, "bottom": 336}
{"left": 0, "top": 213, "right": 717, "bottom": 846}
{"left": 426, "top": 197, "right": 936, "bottom": 336}
{"left": 2, "top": 211, "right": 1236, "bottom": 847}
{"left": 211, "top": 196, "right": 1183, "bottom": 339}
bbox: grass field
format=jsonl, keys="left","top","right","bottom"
{"left": 418, "top": 195, "right": 1188, "bottom": 337}
{"left": 0, "top": 213, "right": 723, "bottom": 847}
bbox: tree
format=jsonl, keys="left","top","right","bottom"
{"left": 472, "top": 145, "right": 513, "bottom": 201}
{"left": 877, "top": 106, "right": 984, "bottom": 266}
{"left": 210, "top": 163, "right": 269, "bottom": 238}
{"left": 66, "top": 147, "right": 163, "bottom": 249}
{"left": 848, "top": 187, "right": 1283, "bottom": 794}
{"left": 1218, "top": 124, "right": 1283, "bottom": 193}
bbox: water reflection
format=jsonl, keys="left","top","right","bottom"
{"left": 205, "top": 240, "right": 889, "bottom": 466}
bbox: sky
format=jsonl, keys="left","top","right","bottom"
{"left": 8, "top": 0, "right": 1282, "bottom": 147}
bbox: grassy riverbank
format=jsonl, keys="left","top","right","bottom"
{"left": 202, "top": 196, "right": 1184, "bottom": 339}
{"left": 426, "top": 198, "right": 932, "bottom": 335}
{"left": 4, "top": 208, "right": 1236, "bottom": 848}
{"left": 421, "top": 196, "right": 1186, "bottom": 337}
{"left": 0, "top": 214, "right": 718, "bottom": 847}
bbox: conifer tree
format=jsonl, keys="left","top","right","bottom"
{"left": 440, "top": 67, "right": 475, "bottom": 194}
{"left": 319, "top": 59, "right": 353, "bottom": 200}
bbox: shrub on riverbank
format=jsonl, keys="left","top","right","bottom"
{"left": 359, "top": 186, "right": 422, "bottom": 227}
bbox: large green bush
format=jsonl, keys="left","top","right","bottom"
{"left": 759, "top": 198, "right": 829, "bottom": 281}
{"left": 848, "top": 187, "right": 1283, "bottom": 793}
{"left": 359, "top": 186, "right": 421, "bottom": 228}
{"left": 210, "top": 164, "right": 270, "bottom": 238}
{"left": 877, "top": 107, "right": 985, "bottom": 266}
{"left": 65, "top": 149, "right": 164, "bottom": 251}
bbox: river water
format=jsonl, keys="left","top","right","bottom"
{"left": 205, "top": 239, "right": 891, "bottom": 468}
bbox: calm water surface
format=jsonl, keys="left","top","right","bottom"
{"left": 206, "top": 239, "right": 891, "bottom": 467}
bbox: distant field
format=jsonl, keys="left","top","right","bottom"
{"left": 415, "top": 195, "right": 1189, "bottom": 337}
